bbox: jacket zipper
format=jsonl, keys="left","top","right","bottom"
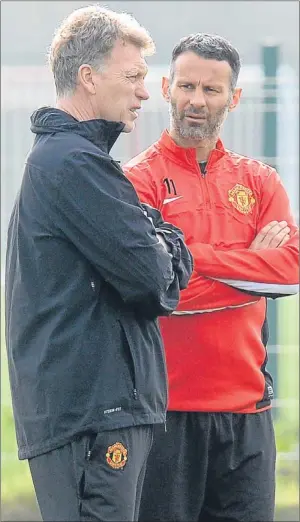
{"left": 196, "top": 162, "right": 211, "bottom": 209}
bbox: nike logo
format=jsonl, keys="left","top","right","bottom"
{"left": 163, "top": 196, "right": 183, "bottom": 205}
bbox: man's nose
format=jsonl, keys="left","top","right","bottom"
{"left": 190, "top": 87, "right": 206, "bottom": 108}
{"left": 137, "top": 84, "right": 150, "bottom": 101}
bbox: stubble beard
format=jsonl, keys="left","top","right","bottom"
{"left": 169, "top": 99, "right": 231, "bottom": 141}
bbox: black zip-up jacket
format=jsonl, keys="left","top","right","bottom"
{"left": 5, "top": 108, "right": 193, "bottom": 459}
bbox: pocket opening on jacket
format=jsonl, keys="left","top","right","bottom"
{"left": 118, "top": 320, "right": 138, "bottom": 398}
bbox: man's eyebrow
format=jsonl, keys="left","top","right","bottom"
{"left": 126, "top": 66, "right": 148, "bottom": 76}
{"left": 177, "top": 77, "right": 224, "bottom": 86}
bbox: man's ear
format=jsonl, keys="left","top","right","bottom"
{"left": 162, "top": 76, "right": 170, "bottom": 102}
{"left": 78, "top": 64, "right": 97, "bottom": 95}
{"left": 229, "top": 88, "right": 242, "bottom": 112}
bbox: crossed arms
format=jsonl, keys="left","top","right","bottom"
{"left": 125, "top": 165, "right": 299, "bottom": 313}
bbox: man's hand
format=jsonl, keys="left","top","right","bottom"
{"left": 249, "top": 221, "right": 290, "bottom": 250}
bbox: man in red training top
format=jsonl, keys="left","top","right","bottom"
{"left": 124, "top": 33, "right": 299, "bottom": 522}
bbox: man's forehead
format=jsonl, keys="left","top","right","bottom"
{"left": 110, "top": 57, "right": 148, "bottom": 77}
{"left": 110, "top": 40, "right": 148, "bottom": 71}
{"left": 173, "top": 52, "right": 232, "bottom": 80}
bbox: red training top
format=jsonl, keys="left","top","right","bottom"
{"left": 124, "top": 131, "right": 299, "bottom": 413}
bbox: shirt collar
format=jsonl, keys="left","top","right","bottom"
{"left": 158, "top": 130, "right": 226, "bottom": 170}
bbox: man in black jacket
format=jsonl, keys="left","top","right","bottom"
{"left": 5, "top": 6, "right": 193, "bottom": 521}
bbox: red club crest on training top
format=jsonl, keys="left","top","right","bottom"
{"left": 228, "top": 184, "right": 256, "bottom": 214}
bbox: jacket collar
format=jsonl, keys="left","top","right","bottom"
{"left": 30, "top": 107, "right": 125, "bottom": 153}
{"left": 157, "top": 130, "right": 226, "bottom": 170}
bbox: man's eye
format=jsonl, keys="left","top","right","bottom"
{"left": 205, "top": 87, "right": 218, "bottom": 92}
{"left": 181, "top": 84, "right": 194, "bottom": 90}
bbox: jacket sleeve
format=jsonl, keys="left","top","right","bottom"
{"left": 189, "top": 169, "right": 299, "bottom": 299}
{"left": 125, "top": 164, "right": 261, "bottom": 313}
{"left": 140, "top": 203, "right": 193, "bottom": 291}
{"left": 50, "top": 151, "right": 193, "bottom": 318}
{"left": 175, "top": 270, "right": 260, "bottom": 313}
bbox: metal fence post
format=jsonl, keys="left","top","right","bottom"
{"left": 262, "top": 43, "right": 279, "bottom": 416}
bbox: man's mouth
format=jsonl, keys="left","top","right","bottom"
{"left": 185, "top": 114, "right": 206, "bottom": 120}
{"left": 130, "top": 108, "right": 141, "bottom": 117}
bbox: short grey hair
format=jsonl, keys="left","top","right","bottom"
{"left": 48, "top": 5, "right": 155, "bottom": 97}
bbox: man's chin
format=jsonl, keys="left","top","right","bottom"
{"left": 122, "top": 121, "right": 135, "bottom": 133}
{"left": 179, "top": 127, "right": 205, "bottom": 140}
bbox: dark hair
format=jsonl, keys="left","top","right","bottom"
{"left": 169, "top": 33, "right": 241, "bottom": 91}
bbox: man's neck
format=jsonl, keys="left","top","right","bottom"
{"left": 168, "top": 129, "right": 218, "bottom": 162}
{"left": 56, "top": 96, "right": 95, "bottom": 122}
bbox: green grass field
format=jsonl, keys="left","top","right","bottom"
{"left": 1, "top": 295, "right": 299, "bottom": 518}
